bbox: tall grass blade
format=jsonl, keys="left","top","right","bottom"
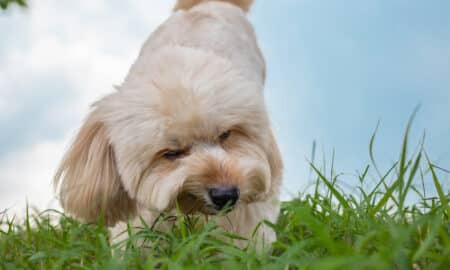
{"left": 424, "top": 152, "right": 449, "bottom": 214}
{"left": 399, "top": 151, "right": 422, "bottom": 211}
{"left": 310, "top": 163, "right": 349, "bottom": 209}
{"left": 369, "top": 121, "right": 382, "bottom": 178}
{"left": 371, "top": 180, "right": 400, "bottom": 215}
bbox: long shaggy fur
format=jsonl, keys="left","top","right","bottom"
{"left": 54, "top": 0, "right": 282, "bottom": 249}
{"left": 174, "top": 0, "right": 254, "bottom": 12}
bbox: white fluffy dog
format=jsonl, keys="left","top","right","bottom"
{"left": 54, "top": 0, "right": 282, "bottom": 248}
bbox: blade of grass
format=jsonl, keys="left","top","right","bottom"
{"left": 310, "top": 163, "right": 349, "bottom": 209}
{"left": 399, "top": 151, "right": 422, "bottom": 212}
{"left": 370, "top": 180, "right": 400, "bottom": 216}
{"left": 424, "top": 152, "right": 449, "bottom": 214}
{"left": 369, "top": 121, "right": 382, "bottom": 178}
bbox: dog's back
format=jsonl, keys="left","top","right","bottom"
{"left": 136, "top": 0, "right": 265, "bottom": 83}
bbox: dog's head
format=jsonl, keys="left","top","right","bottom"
{"left": 54, "top": 46, "right": 282, "bottom": 225}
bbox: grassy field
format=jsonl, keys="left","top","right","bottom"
{"left": 1, "top": 122, "right": 449, "bottom": 270}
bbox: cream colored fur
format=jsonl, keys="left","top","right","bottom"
{"left": 54, "top": 0, "right": 282, "bottom": 249}
{"left": 174, "top": 0, "right": 254, "bottom": 12}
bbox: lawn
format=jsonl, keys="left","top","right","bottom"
{"left": 1, "top": 121, "right": 449, "bottom": 270}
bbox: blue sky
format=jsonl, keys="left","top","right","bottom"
{"left": 250, "top": 0, "right": 450, "bottom": 195}
{"left": 0, "top": 0, "right": 449, "bottom": 210}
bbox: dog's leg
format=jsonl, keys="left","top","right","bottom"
{"left": 109, "top": 208, "right": 163, "bottom": 249}
{"left": 216, "top": 198, "right": 280, "bottom": 250}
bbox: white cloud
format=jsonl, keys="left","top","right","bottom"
{"left": 0, "top": 138, "right": 66, "bottom": 212}
{"left": 0, "top": 0, "right": 175, "bottom": 214}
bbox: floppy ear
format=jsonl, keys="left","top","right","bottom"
{"left": 54, "top": 111, "right": 136, "bottom": 225}
{"left": 267, "top": 130, "right": 283, "bottom": 195}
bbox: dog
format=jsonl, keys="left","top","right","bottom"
{"left": 54, "top": 0, "right": 283, "bottom": 248}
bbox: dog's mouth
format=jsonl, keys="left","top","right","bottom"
{"left": 175, "top": 192, "right": 237, "bottom": 215}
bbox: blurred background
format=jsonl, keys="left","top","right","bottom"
{"left": 1, "top": 0, "right": 449, "bottom": 213}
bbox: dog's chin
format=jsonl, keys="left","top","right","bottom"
{"left": 175, "top": 192, "right": 236, "bottom": 216}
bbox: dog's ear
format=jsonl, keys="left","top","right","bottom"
{"left": 267, "top": 130, "right": 283, "bottom": 195}
{"left": 54, "top": 111, "right": 136, "bottom": 225}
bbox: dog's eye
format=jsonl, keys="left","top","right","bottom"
{"left": 163, "top": 150, "right": 186, "bottom": 160}
{"left": 219, "top": 130, "right": 231, "bottom": 142}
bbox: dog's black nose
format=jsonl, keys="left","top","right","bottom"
{"left": 208, "top": 187, "right": 239, "bottom": 210}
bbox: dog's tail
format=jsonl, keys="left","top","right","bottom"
{"left": 174, "top": 0, "right": 253, "bottom": 13}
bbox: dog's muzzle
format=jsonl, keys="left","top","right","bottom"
{"left": 208, "top": 186, "right": 239, "bottom": 210}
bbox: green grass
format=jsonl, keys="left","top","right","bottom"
{"left": 1, "top": 123, "right": 449, "bottom": 270}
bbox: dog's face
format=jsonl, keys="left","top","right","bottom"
{"left": 55, "top": 46, "right": 282, "bottom": 225}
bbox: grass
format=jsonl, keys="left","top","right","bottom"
{"left": 1, "top": 121, "right": 449, "bottom": 270}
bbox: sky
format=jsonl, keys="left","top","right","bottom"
{"left": 1, "top": 0, "right": 449, "bottom": 213}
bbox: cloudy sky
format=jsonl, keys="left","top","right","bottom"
{"left": 1, "top": 0, "right": 449, "bottom": 213}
